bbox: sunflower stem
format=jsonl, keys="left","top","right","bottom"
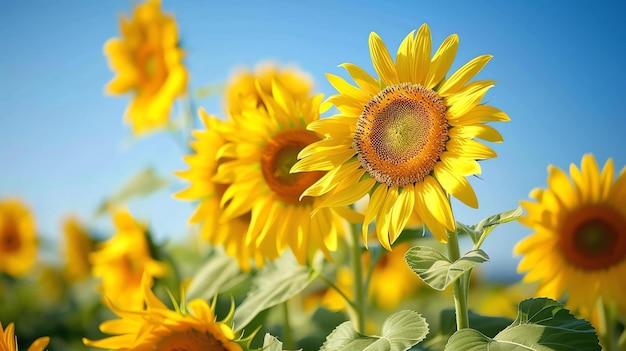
{"left": 281, "top": 301, "right": 294, "bottom": 350}
{"left": 598, "top": 298, "right": 618, "bottom": 351}
{"left": 446, "top": 228, "right": 469, "bottom": 330}
{"left": 350, "top": 224, "right": 367, "bottom": 333}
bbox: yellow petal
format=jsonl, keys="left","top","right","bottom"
{"left": 369, "top": 32, "right": 399, "bottom": 86}
{"left": 446, "top": 138, "right": 497, "bottom": 160}
{"left": 316, "top": 176, "right": 375, "bottom": 210}
{"left": 424, "top": 33, "right": 459, "bottom": 89}
{"left": 339, "top": 62, "right": 380, "bottom": 96}
{"left": 376, "top": 186, "right": 399, "bottom": 250}
{"left": 448, "top": 124, "right": 504, "bottom": 143}
{"left": 438, "top": 54, "right": 493, "bottom": 96}
{"left": 450, "top": 105, "right": 510, "bottom": 126}
{"left": 434, "top": 163, "right": 478, "bottom": 208}
{"left": 326, "top": 73, "right": 372, "bottom": 102}
{"left": 412, "top": 23, "right": 432, "bottom": 84}
{"left": 395, "top": 30, "right": 416, "bottom": 83}
{"left": 362, "top": 185, "right": 388, "bottom": 246}
{"left": 446, "top": 84, "right": 493, "bottom": 120}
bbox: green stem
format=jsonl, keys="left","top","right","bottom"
{"left": 317, "top": 273, "right": 357, "bottom": 310}
{"left": 598, "top": 298, "right": 617, "bottom": 351}
{"left": 350, "top": 224, "right": 366, "bottom": 333}
{"left": 446, "top": 228, "right": 469, "bottom": 330}
{"left": 282, "top": 301, "right": 294, "bottom": 350}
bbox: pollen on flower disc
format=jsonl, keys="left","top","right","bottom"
{"left": 559, "top": 204, "right": 626, "bottom": 271}
{"left": 261, "top": 128, "right": 324, "bottom": 203}
{"left": 354, "top": 83, "right": 449, "bottom": 187}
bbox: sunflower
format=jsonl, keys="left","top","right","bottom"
{"left": 0, "top": 199, "right": 37, "bottom": 278}
{"left": 292, "top": 23, "right": 509, "bottom": 248}
{"left": 515, "top": 154, "right": 626, "bottom": 327}
{"left": 90, "top": 208, "right": 168, "bottom": 310}
{"left": 175, "top": 109, "right": 261, "bottom": 271}
{"left": 212, "top": 75, "right": 347, "bottom": 266}
{"left": 104, "top": 0, "right": 188, "bottom": 135}
{"left": 0, "top": 322, "right": 49, "bottom": 351}
{"left": 224, "top": 62, "right": 313, "bottom": 116}
{"left": 83, "top": 274, "right": 245, "bottom": 351}
{"left": 62, "top": 216, "right": 94, "bottom": 282}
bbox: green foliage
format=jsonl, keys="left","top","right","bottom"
{"left": 185, "top": 252, "right": 245, "bottom": 300}
{"left": 232, "top": 256, "right": 318, "bottom": 332}
{"left": 404, "top": 246, "right": 489, "bottom": 290}
{"left": 321, "top": 310, "right": 429, "bottom": 351}
{"left": 444, "top": 298, "right": 600, "bottom": 351}
{"left": 261, "top": 333, "right": 301, "bottom": 351}
{"left": 456, "top": 207, "right": 523, "bottom": 249}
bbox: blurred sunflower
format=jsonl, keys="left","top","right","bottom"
{"left": 515, "top": 154, "right": 626, "bottom": 327}
{"left": 62, "top": 216, "right": 94, "bottom": 282}
{"left": 225, "top": 62, "right": 313, "bottom": 116}
{"left": 90, "top": 208, "right": 168, "bottom": 310}
{"left": 292, "top": 23, "right": 509, "bottom": 248}
{"left": 0, "top": 199, "right": 38, "bottom": 278}
{"left": 175, "top": 109, "right": 261, "bottom": 271}
{"left": 83, "top": 274, "right": 246, "bottom": 351}
{"left": 0, "top": 322, "right": 49, "bottom": 351}
{"left": 104, "top": 0, "right": 188, "bottom": 135}
{"left": 213, "top": 76, "right": 346, "bottom": 265}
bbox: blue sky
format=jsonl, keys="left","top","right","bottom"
{"left": 1, "top": 0, "right": 625, "bottom": 280}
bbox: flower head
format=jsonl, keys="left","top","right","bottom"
{"left": 104, "top": 0, "right": 188, "bottom": 134}
{"left": 515, "top": 154, "right": 626, "bottom": 327}
{"left": 83, "top": 275, "right": 245, "bottom": 351}
{"left": 90, "top": 208, "right": 168, "bottom": 309}
{"left": 0, "top": 199, "right": 38, "bottom": 278}
{"left": 292, "top": 24, "right": 509, "bottom": 248}
{"left": 62, "top": 216, "right": 94, "bottom": 282}
{"left": 0, "top": 322, "right": 49, "bottom": 351}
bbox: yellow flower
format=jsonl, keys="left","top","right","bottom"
{"left": 515, "top": 154, "right": 626, "bottom": 327}
{"left": 104, "top": 0, "right": 188, "bottom": 135}
{"left": 0, "top": 199, "right": 37, "bottom": 278}
{"left": 0, "top": 322, "right": 49, "bottom": 351}
{"left": 83, "top": 275, "right": 244, "bottom": 351}
{"left": 303, "top": 267, "right": 353, "bottom": 312}
{"left": 62, "top": 216, "right": 94, "bottom": 282}
{"left": 90, "top": 208, "right": 168, "bottom": 310}
{"left": 292, "top": 23, "right": 509, "bottom": 248}
{"left": 225, "top": 62, "right": 313, "bottom": 116}
{"left": 175, "top": 110, "right": 261, "bottom": 271}
{"left": 212, "top": 74, "right": 347, "bottom": 266}
{"left": 366, "top": 242, "right": 422, "bottom": 310}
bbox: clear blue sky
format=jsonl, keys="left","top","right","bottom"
{"left": 1, "top": 0, "right": 625, "bottom": 280}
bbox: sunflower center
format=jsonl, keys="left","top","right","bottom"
{"left": 354, "top": 83, "right": 448, "bottom": 187}
{"left": 261, "top": 128, "right": 324, "bottom": 204}
{"left": 136, "top": 44, "right": 167, "bottom": 95}
{"left": 559, "top": 205, "right": 626, "bottom": 271}
{"left": 155, "top": 328, "right": 230, "bottom": 351}
{"left": 0, "top": 220, "right": 21, "bottom": 253}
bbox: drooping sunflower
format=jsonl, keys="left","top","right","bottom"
{"left": 175, "top": 109, "right": 261, "bottom": 271}
{"left": 104, "top": 0, "right": 188, "bottom": 135}
{"left": 292, "top": 23, "right": 509, "bottom": 248}
{"left": 62, "top": 216, "right": 94, "bottom": 282}
{"left": 212, "top": 75, "right": 347, "bottom": 266}
{"left": 83, "top": 274, "right": 246, "bottom": 351}
{"left": 515, "top": 154, "right": 626, "bottom": 326}
{"left": 90, "top": 208, "right": 168, "bottom": 310}
{"left": 224, "top": 62, "right": 313, "bottom": 116}
{"left": 0, "top": 199, "right": 37, "bottom": 278}
{"left": 0, "top": 322, "right": 49, "bottom": 351}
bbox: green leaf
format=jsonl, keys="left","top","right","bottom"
{"left": 444, "top": 298, "right": 600, "bottom": 351}
{"left": 404, "top": 246, "right": 489, "bottom": 290}
{"left": 321, "top": 311, "right": 428, "bottom": 351}
{"left": 262, "top": 333, "right": 301, "bottom": 351}
{"left": 440, "top": 309, "right": 513, "bottom": 338}
{"left": 95, "top": 167, "right": 170, "bottom": 216}
{"left": 466, "top": 206, "right": 523, "bottom": 248}
{"left": 232, "top": 256, "right": 318, "bottom": 332}
{"left": 185, "top": 252, "right": 243, "bottom": 300}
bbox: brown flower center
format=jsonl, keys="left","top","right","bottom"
{"left": 155, "top": 328, "right": 231, "bottom": 351}
{"left": 559, "top": 205, "right": 626, "bottom": 271}
{"left": 0, "top": 219, "right": 21, "bottom": 253}
{"left": 261, "top": 128, "right": 324, "bottom": 204}
{"left": 136, "top": 44, "right": 167, "bottom": 96}
{"left": 354, "top": 83, "right": 448, "bottom": 187}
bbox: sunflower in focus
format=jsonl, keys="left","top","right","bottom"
{"left": 515, "top": 154, "right": 626, "bottom": 328}
{"left": 0, "top": 322, "right": 49, "bottom": 351}
{"left": 104, "top": 0, "right": 188, "bottom": 135}
{"left": 292, "top": 23, "right": 509, "bottom": 248}
{"left": 213, "top": 75, "right": 346, "bottom": 266}
{"left": 175, "top": 109, "right": 261, "bottom": 271}
{"left": 62, "top": 216, "right": 94, "bottom": 282}
{"left": 84, "top": 275, "right": 245, "bottom": 351}
{"left": 225, "top": 62, "right": 313, "bottom": 116}
{"left": 0, "top": 199, "right": 38, "bottom": 278}
{"left": 90, "top": 208, "right": 168, "bottom": 310}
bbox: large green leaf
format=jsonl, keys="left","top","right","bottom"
{"left": 185, "top": 252, "right": 243, "bottom": 300}
{"left": 95, "top": 167, "right": 170, "bottom": 216}
{"left": 232, "top": 256, "right": 318, "bottom": 332}
{"left": 444, "top": 298, "right": 600, "bottom": 351}
{"left": 404, "top": 246, "right": 489, "bottom": 290}
{"left": 262, "top": 333, "right": 301, "bottom": 351}
{"left": 321, "top": 311, "right": 428, "bottom": 351}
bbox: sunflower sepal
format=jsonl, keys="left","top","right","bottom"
{"left": 320, "top": 310, "right": 429, "bottom": 351}
{"left": 404, "top": 246, "right": 489, "bottom": 291}
{"left": 443, "top": 298, "right": 600, "bottom": 351}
